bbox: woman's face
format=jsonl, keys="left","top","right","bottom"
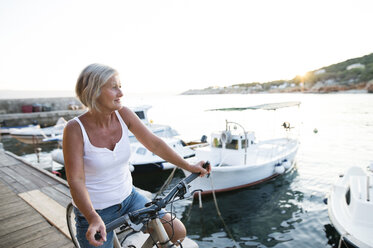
{"left": 96, "top": 74, "right": 123, "bottom": 112}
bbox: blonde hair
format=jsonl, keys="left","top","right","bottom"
{"left": 75, "top": 63, "right": 118, "bottom": 111}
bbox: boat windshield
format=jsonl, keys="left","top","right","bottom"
{"left": 212, "top": 137, "right": 222, "bottom": 148}
{"left": 135, "top": 111, "right": 145, "bottom": 120}
{"left": 226, "top": 139, "right": 238, "bottom": 150}
{"left": 241, "top": 140, "right": 248, "bottom": 149}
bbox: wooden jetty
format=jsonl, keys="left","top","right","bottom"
{"left": 0, "top": 149, "right": 199, "bottom": 248}
{"left": 0, "top": 149, "right": 74, "bottom": 247}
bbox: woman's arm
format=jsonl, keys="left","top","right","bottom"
{"left": 119, "top": 107, "right": 210, "bottom": 176}
{"left": 63, "top": 120, "right": 106, "bottom": 246}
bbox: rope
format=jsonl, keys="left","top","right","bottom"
{"left": 209, "top": 176, "right": 240, "bottom": 248}
{"left": 338, "top": 233, "right": 349, "bottom": 248}
{"left": 154, "top": 166, "right": 177, "bottom": 199}
{"left": 184, "top": 193, "right": 195, "bottom": 223}
{"left": 182, "top": 173, "right": 240, "bottom": 246}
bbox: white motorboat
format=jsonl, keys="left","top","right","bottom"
{"left": 128, "top": 105, "right": 179, "bottom": 141}
{"left": 10, "top": 117, "right": 67, "bottom": 144}
{"left": 183, "top": 101, "right": 300, "bottom": 195}
{"left": 0, "top": 124, "right": 38, "bottom": 135}
{"left": 129, "top": 138, "right": 197, "bottom": 173}
{"left": 326, "top": 165, "right": 373, "bottom": 248}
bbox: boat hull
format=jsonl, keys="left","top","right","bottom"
{"left": 131, "top": 154, "right": 195, "bottom": 173}
{"left": 183, "top": 139, "right": 298, "bottom": 194}
{"left": 327, "top": 166, "right": 373, "bottom": 248}
{"left": 10, "top": 134, "right": 48, "bottom": 144}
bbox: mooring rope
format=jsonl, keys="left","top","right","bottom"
{"left": 338, "top": 233, "right": 349, "bottom": 248}
{"left": 154, "top": 166, "right": 177, "bottom": 199}
{"left": 209, "top": 176, "right": 241, "bottom": 247}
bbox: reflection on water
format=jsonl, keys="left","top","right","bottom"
{"left": 1, "top": 135, "right": 60, "bottom": 156}
{"left": 324, "top": 224, "right": 349, "bottom": 248}
{"left": 183, "top": 169, "right": 303, "bottom": 248}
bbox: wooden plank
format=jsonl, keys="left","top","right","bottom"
{"left": 0, "top": 199, "right": 29, "bottom": 219}
{"left": 0, "top": 192, "right": 20, "bottom": 205}
{"left": 41, "top": 186, "right": 71, "bottom": 207}
{"left": 40, "top": 233, "right": 75, "bottom": 248}
{"left": 0, "top": 210, "right": 45, "bottom": 236}
{"left": 18, "top": 189, "right": 71, "bottom": 239}
{"left": 1, "top": 221, "right": 51, "bottom": 248}
{"left": 0, "top": 183, "right": 12, "bottom": 194}
{"left": 0, "top": 170, "right": 27, "bottom": 194}
{"left": 54, "top": 183, "right": 72, "bottom": 198}
{"left": 11, "top": 165, "right": 51, "bottom": 189}
{"left": 19, "top": 160, "right": 60, "bottom": 185}
{"left": 0, "top": 152, "right": 19, "bottom": 167}
{"left": 14, "top": 226, "right": 63, "bottom": 248}
{"left": 5, "top": 151, "right": 70, "bottom": 187}
{"left": 57, "top": 243, "right": 75, "bottom": 248}
{"left": 13, "top": 162, "right": 58, "bottom": 186}
{"left": 1, "top": 167, "right": 39, "bottom": 192}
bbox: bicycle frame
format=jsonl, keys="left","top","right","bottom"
{"left": 67, "top": 203, "right": 173, "bottom": 248}
{"left": 67, "top": 162, "right": 210, "bottom": 248}
{"left": 113, "top": 218, "right": 173, "bottom": 248}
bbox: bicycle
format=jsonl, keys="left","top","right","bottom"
{"left": 66, "top": 162, "right": 210, "bottom": 248}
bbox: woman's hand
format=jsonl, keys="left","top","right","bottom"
{"left": 189, "top": 161, "right": 211, "bottom": 177}
{"left": 86, "top": 215, "right": 107, "bottom": 246}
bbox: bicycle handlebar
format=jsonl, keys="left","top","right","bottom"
{"left": 96, "top": 161, "right": 210, "bottom": 240}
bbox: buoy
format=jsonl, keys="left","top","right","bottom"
{"left": 52, "top": 171, "right": 62, "bottom": 177}
{"left": 283, "top": 161, "right": 292, "bottom": 170}
{"left": 274, "top": 164, "right": 285, "bottom": 174}
{"left": 313, "top": 128, "right": 318, "bottom": 134}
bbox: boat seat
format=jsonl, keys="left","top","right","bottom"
{"left": 349, "top": 176, "right": 369, "bottom": 202}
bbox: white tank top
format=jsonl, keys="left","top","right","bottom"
{"left": 74, "top": 110, "right": 132, "bottom": 210}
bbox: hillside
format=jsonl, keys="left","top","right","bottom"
{"left": 182, "top": 53, "right": 373, "bottom": 94}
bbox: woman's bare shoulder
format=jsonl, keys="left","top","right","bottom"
{"left": 65, "top": 118, "right": 79, "bottom": 131}
{"left": 63, "top": 118, "right": 83, "bottom": 140}
{"left": 118, "top": 106, "right": 135, "bottom": 127}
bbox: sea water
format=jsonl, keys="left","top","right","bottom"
{"left": 2, "top": 93, "right": 373, "bottom": 247}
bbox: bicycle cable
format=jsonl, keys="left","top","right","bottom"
{"left": 146, "top": 193, "right": 178, "bottom": 247}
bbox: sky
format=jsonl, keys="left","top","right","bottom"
{"left": 0, "top": 0, "right": 373, "bottom": 95}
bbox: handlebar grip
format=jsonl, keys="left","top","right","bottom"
{"left": 106, "top": 215, "right": 127, "bottom": 233}
{"left": 184, "top": 161, "right": 210, "bottom": 184}
{"left": 94, "top": 232, "right": 102, "bottom": 241}
{"left": 95, "top": 215, "right": 127, "bottom": 241}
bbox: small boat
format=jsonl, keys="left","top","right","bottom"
{"left": 10, "top": 117, "right": 67, "bottom": 144}
{"left": 129, "top": 138, "right": 200, "bottom": 173}
{"left": 183, "top": 101, "right": 300, "bottom": 194}
{"left": 0, "top": 124, "right": 38, "bottom": 136}
{"left": 128, "top": 105, "right": 179, "bottom": 141}
{"left": 326, "top": 165, "right": 373, "bottom": 248}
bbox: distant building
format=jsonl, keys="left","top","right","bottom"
{"left": 346, "top": 63, "right": 365, "bottom": 70}
{"left": 278, "top": 83, "right": 288, "bottom": 89}
{"left": 315, "top": 69, "right": 326, "bottom": 75}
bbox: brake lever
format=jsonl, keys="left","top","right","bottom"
{"left": 175, "top": 180, "right": 189, "bottom": 200}
{"left": 125, "top": 214, "right": 144, "bottom": 232}
{"left": 184, "top": 189, "right": 203, "bottom": 199}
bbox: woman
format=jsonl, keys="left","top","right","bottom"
{"left": 63, "top": 63, "right": 210, "bottom": 247}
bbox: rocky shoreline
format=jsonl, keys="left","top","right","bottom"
{"left": 182, "top": 81, "right": 373, "bottom": 95}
